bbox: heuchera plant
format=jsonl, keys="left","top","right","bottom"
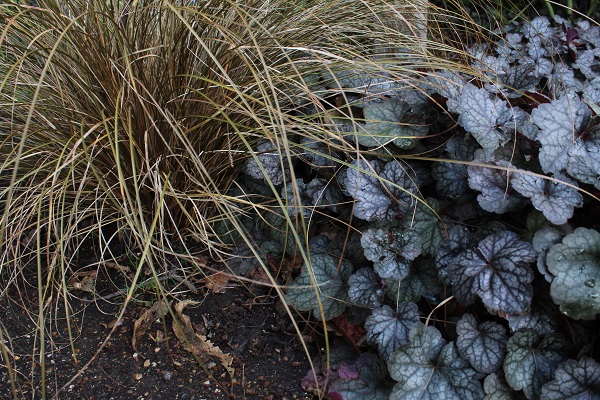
{"left": 238, "top": 15, "right": 600, "bottom": 399}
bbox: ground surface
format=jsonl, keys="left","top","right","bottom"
{"left": 0, "top": 277, "right": 315, "bottom": 400}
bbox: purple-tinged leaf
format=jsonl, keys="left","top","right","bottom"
{"left": 423, "top": 70, "right": 465, "bottom": 114}
{"left": 432, "top": 138, "right": 477, "bottom": 198}
{"left": 348, "top": 267, "right": 385, "bottom": 309}
{"left": 345, "top": 159, "right": 419, "bottom": 222}
{"left": 532, "top": 96, "right": 591, "bottom": 175}
{"left": 503, "top": 330, "right": 570, "bottom": 399}
{"left": 468, "top": 164, "right": 525, "bottom": 214}
{"left": 436, "top": 225, "right": 473, "bottom": 285}
{"left": 457, "top": 314, "right": 508, "bottom": 374}
{"left": 448, "top": 231, "right": 536, "bottom": 315}
{"left": 541, "top": 357, "right": 600, "bottom": 399}
{"left": 345, "top": 159, "right": 390, "bottom": 221}
{"left": 389, "top": 323, "right": 484, "bottom": 400}
{"left": 361, "top": 227, "right": 421, "bottom": 280}
{"left": 365, "top": 304, "right": 419, "bottom": 361}
{"left": 506, "top": 305, "right": 558, "bottom": 335}
{"left": 522, "top": 16, "right": 558, "bottom": 59}
{"left": 458, "top": 83, "right": 513, "bottom": 150}
{"left": 510, "top": 172, "right": 583, "bottom": 225}
{"left": 573, "top": 49, "right": 597, "bottom": 80}
{"left": 569, "top": 125, "right": 600, "bottom": 190}
{"left": 244, "top": 141, "right": 290, "bottom": 185}
{"left": 485, "top": 63, "right": 540, "bottom": 98}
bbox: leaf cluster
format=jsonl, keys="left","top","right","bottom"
{"left": 233, "top": 13, "right": 600, "bottom": 399}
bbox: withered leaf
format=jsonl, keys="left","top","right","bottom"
{"left": 172, "top": 299, "right": 234, "bottom": 376}
{"left": 132, "top": 299, "right": 169, "bottom": 351}
{"left": 200, "top": 272, "right": 232, "bottom": 294}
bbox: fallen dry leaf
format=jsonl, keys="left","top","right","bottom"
{"left": 104, "top": 261, "right": 131, "bottom": 273}
{"left": 172, "top": 299, "right": 234, "bottom": 376}
{"left": 248, "top": 267, "right": 271, "bottom": 285}
{"left": 101, "top": 318, "right": 124, "bottom": 329}
{"left": 267, "top": 252, "right": 303, "bottom": 283}
{"left": 199, "top": 272, "right": 231, "bottom": 294}
{"left": 132, "top": 299, "right": 170, "bottom": 351}
{"left": 330, "top": 314, "right": 366, "bottom": 347}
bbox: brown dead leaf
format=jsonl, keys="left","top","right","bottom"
{"left": 248, "top": 267, "right": 271, "bottom": 285}
{"left": 199, "top": 272, "right": 232, "bottom": 293}
{"left": 104, "top": 261, "right": 131, "bottom": 273}
{"left": 172, "top": 299, "right": 234, "bottom": 376}
{"left": 132, "top": 299, "right": 169, "bottom": 351}
{"left": 101, "top": 318, "right": 124, "bottom": 329}
{"left": 266, "top": 253, "right": 303, "bottom": 283}
{"left": 331, "top": 314, "right": 366, "bottom": 347}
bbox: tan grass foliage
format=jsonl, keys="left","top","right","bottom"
{"left": 0, "top": 0, "right": 494, "bottom": 397}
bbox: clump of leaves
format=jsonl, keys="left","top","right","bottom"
{"left": 389, "top": 323, "right": 484, "bottom": 399}
{"left": 231, "top": 11, "right": 600, "bottom": 400}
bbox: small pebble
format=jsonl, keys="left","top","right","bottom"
{"left": 162, "top": 370, "right": 173, "bottom": 381}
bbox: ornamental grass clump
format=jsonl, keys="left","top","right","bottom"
{"left": 0, "top": 0, "right": 470, "bottom": 395}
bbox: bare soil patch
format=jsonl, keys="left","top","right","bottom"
{"left": 1, "top": 275, "right": 315, "bottom": 399}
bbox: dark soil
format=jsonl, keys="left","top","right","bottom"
{"left": 0, "top": 275, "right": 316, "bottom": 399}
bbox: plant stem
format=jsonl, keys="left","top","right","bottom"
{"left": 544, "top": 0, "right": 555, "bottom": 18}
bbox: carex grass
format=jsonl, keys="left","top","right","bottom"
{"left": 0, "top": 0, "right": 510, "bottom": 398}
